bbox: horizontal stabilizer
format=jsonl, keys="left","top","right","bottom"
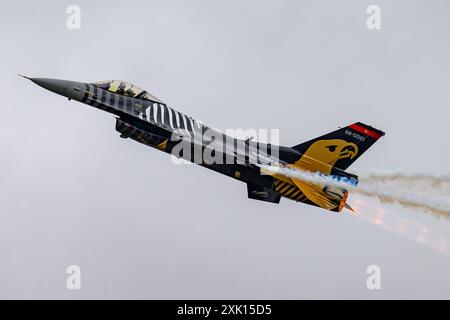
{"left": 247, "top": 183, "right": 281, "bottom": 204}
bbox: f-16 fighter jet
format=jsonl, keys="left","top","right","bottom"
{"left": 23, "top": 76, "right": 385, "bottom": 213}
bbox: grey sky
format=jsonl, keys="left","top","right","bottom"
{"left": 1, "top": 0, "right": 449, "bottom": 299}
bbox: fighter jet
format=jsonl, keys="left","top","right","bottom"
{"left": 22, "top": 76, "right": 385, "bottom": 213}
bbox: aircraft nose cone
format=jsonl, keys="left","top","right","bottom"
{"left": 22, "top": 76, "right": 86, "bottom": 101}
{"left": 29, "top": 78, "right": 72, "bottom": 95}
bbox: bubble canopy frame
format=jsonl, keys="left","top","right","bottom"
{"left": 92, "top": 80, "right": 164, "bottom": 104}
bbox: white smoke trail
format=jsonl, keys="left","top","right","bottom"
{"left": 361, "top": 172, "right": 450, "bottom": 200}
{"left": 356, "top": 173, "right": 450, "bottom": 220}
{"left": 353, "top": 184, "right": 450, "bottom": 220}
{"left": 260, "top": 165, "right": 356, "bottom": 189}
{"left": 261, "top": 165, "right": 450, "bottom": 219}
{"left": 363, "top": 173, "right": 450, "bottom": 187}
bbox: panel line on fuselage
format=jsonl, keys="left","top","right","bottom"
{"left": 167, "top": 107, "right": 176, "bottom": 131}
{"left": 126, "top": 96, "right": 132, "bottom": 113}
{"left": 91, "top": 85, "right": 100, "bottom": 109}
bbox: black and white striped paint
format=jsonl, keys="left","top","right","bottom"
{"left": 82, "top": 83, "right": 205, "bottom": 138}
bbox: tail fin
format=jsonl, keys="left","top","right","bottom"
{"left": 292, "top": 122, "right": 385, "bottom": 171}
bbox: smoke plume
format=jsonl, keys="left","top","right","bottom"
{"left": 356, "top": 173, "right": 450, "bottom": 220}
{"left": 261, "top": 166, "right": 450, "bottom": 219}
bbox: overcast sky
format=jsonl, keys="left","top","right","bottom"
{"left": 1, "top": 0, "right": 449, "bottom": 299}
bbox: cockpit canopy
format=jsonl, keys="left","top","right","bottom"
{"left": 91, "top": 80, "right": 165, "bottom": 104}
